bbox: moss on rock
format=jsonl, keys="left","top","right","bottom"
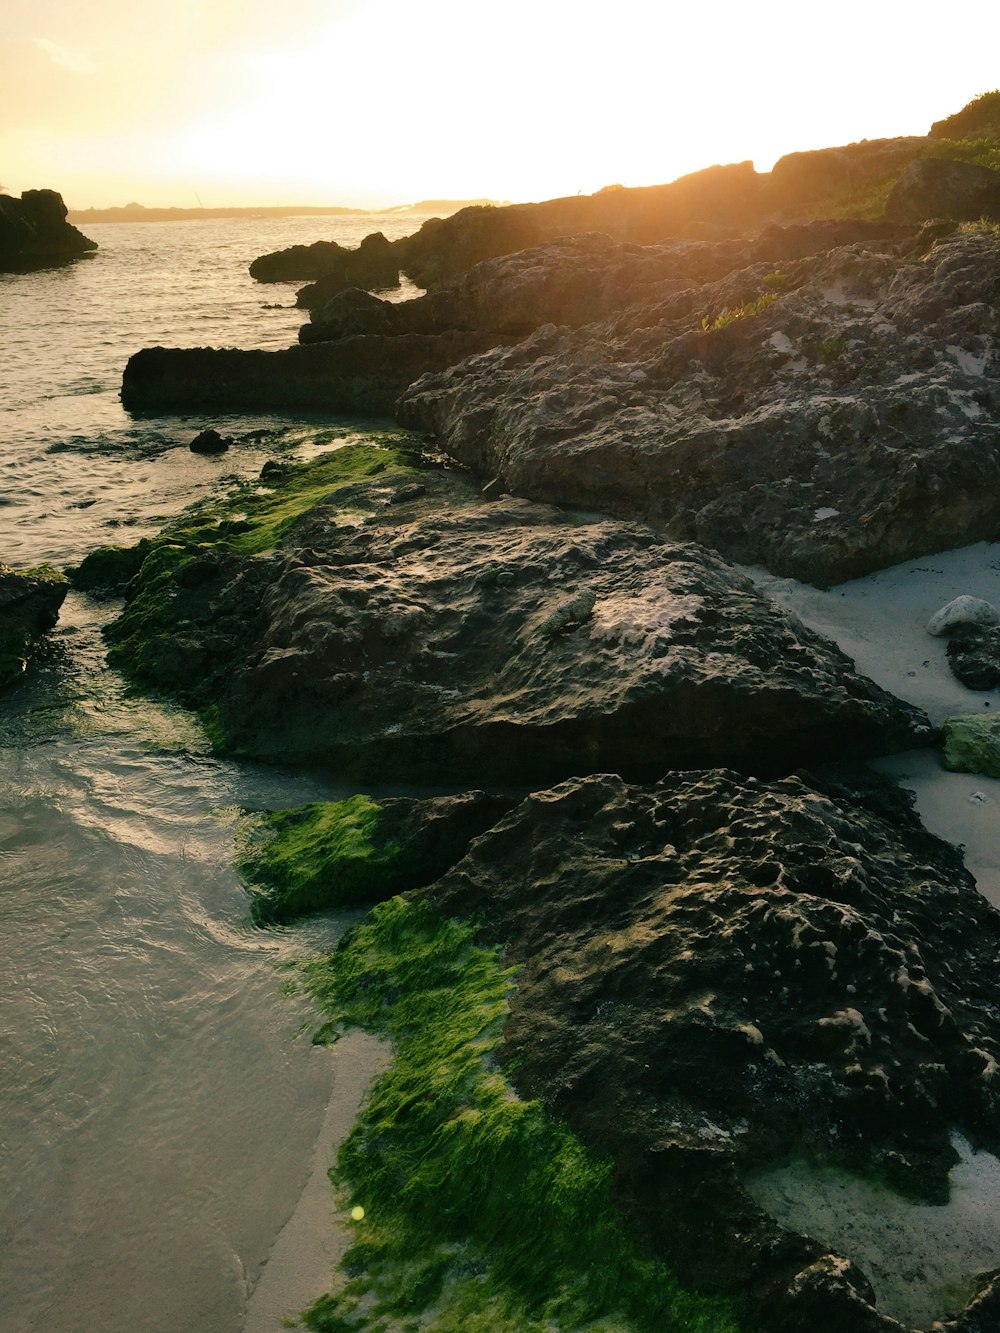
{"left": 940, "top": 713, "right": 1000, "bottom": 778}
{"left": 0, "top": 563, "right": 69, "bottom": 689}
{"left": 237, "top": 791, "right": 514, "bottom": 926}
{"left": 298, "top": 896, "right": 744, "bottom": 1333}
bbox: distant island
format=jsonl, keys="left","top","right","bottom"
{"left": 66, "top": 199, "right": 499, "bottom": 224}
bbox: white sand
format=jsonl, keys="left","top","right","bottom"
{"left": 749, "top": 542, "right": 1000, "bottom": 907}
{"left": 242, "top": 1030, "right": 390, "bottom": 1332}
{"left": 745, "top": 543, "right": 1000, "bottom": 1324}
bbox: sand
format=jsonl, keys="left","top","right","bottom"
{"left": 749, "top": 541, "right": 1000, "bottom": 907}
{"left": 242, "top": 1030, "right": 390, "bottom": 1332}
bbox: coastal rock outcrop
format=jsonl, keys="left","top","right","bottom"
{"left": 100, "top": 448, "right": 929, "bottom": 780}
{"left": 946, "top": 625, "right": 1000, "bottom": 690}
{"left": 422, "top": 768, "right": 1000, "bottom": 1330}
{"left": 120, "top": 333, "right": 509, "bottom": 415}
{"left": 0, "top": 563, "right": 69, "bottom": 688}
{"left": 398, "top": 226, "right": 1000, "bottom": 585}
{"left": 301, "top": 222, "right": 911, "bottom": 346}
{"left": 249, "top": 232, "right": 400, "bottom": 302}
{"left": 0, "top": 189, "right": 96, "bottom": 272}
{"left": 885, "top": 158, "right": 1000, "bottom": 223}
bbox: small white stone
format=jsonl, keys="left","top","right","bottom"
{"left": 926, "top": 595, "right": 1000, "bottom": 637}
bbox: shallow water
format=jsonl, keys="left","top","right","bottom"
{"left": 746, "top": 1136, "right": 1000, "bottom": 1327}
{"left": 0, "top": 212, "right": 430, "bottom": 1331}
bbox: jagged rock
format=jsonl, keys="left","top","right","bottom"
{"left": 120, "top": 332, "right": 509, "bottom": 415}
{"left": 421, "top": 768, "right": 1000, "bottom": 1331}
{"left": 103, "top": 460, "right": 929, "bottom": 780}
{"left": 946, "top": 625, "right": 1000, "bottom": 689}
{"left": 189, "top": 428, "right": 231, "bottom": 455}
{"left": 0, "top": 189, "right": 96, "bottom": 272}
{"left": 0, "top": 563, "right": 69, "bottom": 688}
{"left": 302, "top": 223, "right": 911, "bottom": 347}
{"left": 941, "top": 714, "right": 1000, "bottom": 777}
{"left": 926, "top": 595, "right": 1000, "bottom": 636}
{"left": 398, "top": 228, "right": 1000, "bottom": 585}
{"left": 885, "top": 158, "right": 1000, "bottom": 223}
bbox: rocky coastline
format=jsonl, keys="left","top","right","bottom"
{"left": 51, "top": 90, "right": 1000, "bottom": 1332}
{"left": 0, "top": 189, "right": 96, "bottom": 272}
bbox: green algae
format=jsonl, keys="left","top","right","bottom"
{"left": 0, "top": 563, "right": 69, "bottom": 690}
{"left": 80, "top": 441, "right": 419, "bottom": 710}
{"left": 237, "top": 796, "right": 395, "bottom": 925}
{"left": 940, "top": 713, "right": 1000, "bottom": 779}
{"left": 295, "top": 896, "right": 744, "bottom": 1333}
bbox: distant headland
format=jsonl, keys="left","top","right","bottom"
{"left": 66, "top": 199, "right": 500, "bottom": 224}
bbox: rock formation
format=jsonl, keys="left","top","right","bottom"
{"left": 398, "top": 226, "right": 1000, "bottom": 585}
{"left": 0, "top": 563, "right": 68, "bottom": 688}
{"left": 0, "top": 189, "right": 97, "bottom": 272}
{"left": 94, "top": 449, "right": 929, "bottom": 781}
{"left": 885, "top": 158, "right": 1000, "bottom": 223}
{"left": 120, "top": 332, "right": 510, "bottom": 415}
{"left": 422, "top": 768, "right": 1000, "bottom": 1330}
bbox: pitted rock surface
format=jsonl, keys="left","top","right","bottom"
{"left": 109, "top": 469, "right": 928, "bottom": 779}
{"left": 423, "top": 769, "right": 1000, "bottom": 1330}
{"left": 946, "top": 625, "right": 1000, "bottom": 690}
{"left": 398, "top": 228, "right": 1000, "bottom": 584}
{"left": 302, "top": 223, "right": 910, "bottom": 345}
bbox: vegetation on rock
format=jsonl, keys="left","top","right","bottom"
{"left": 297, "top": 895, "right": 744, "bottom": 1333}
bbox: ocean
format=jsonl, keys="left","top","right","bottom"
{"left": 0, "top": 212, "right": 431, "bottom": 1333}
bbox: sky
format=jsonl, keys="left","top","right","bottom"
{"left": 2, "top": 0, "right": 999, "bottom": 210}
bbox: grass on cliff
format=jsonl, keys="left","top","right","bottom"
{"left": 295, "top": 896, "right": 744, "bottom": 1333}
{"left": 236, "top": 796, "right": 403, "bottom": 925}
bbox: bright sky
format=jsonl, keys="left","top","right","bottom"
{"left": 2, "top": 0, "right": 999, "bottom": 209}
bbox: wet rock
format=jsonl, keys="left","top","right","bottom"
{"left": 104, "top": 462, "right": 929, "bottom": 780}
{"left": 421, "top": 768, "right": 1000, "bottom": 1329}
{"left": 398, "top": 228, "right": 1000, "bottom": 585}
{"left": 120, "top": 333, "right": 510, "bottom": 415}
{"left": 0, "top": 189, "right": 97, "bottom": 272}
{"left": 299, "top": 287, "right": 401, "bottom": 343}
{"left": 941, "top": 714, "right": 1000, "bottom": 777}
{"left": 946, "top": 625, "right": 1000, "bottom": 690}
{"left": 926, "top": 595, "right": 1000, "bottom": 637}
{"left": 886, "top": 158, "right": 1000, "bottom": 224}
{"left": 189, "top": 427, "right": 232, "bottom": 455}
{"left": 0, "top": 563, "right": 69, "bottom": 688}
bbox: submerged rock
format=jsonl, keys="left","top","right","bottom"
{"left": 100, "top": 450, "right": 929, "bottom": 781}
{"left": 0, "top": 563, "right": 69, "bottom": 688}
{"left": 421, "top": 768, "right": 1000, "bottom": 1330}
{"left": 0, "top": 189, "right": 96, "bottom": 272}
{"left": 398, "top": 228, "right": 1000, "bottom": 584}
{"left": 188, "top": 427, "right": 232, "bottom": 455}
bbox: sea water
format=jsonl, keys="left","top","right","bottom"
{"left": 0, "top": 212, "right": 429, "bottom": 1332}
